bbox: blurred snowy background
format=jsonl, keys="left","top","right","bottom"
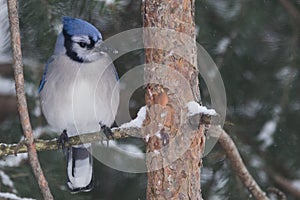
{"left": 0, "top": 0, "right": 300, "bottom": 199}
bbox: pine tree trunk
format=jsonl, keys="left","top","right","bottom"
{"left": 143, "top": 0, "right": 205, "bottom": 199}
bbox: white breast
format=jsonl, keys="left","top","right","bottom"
{"left": 40, "top": 54, "right": 119, "bottom": 136}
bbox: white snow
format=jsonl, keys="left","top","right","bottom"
{"left": 187, "top": 101, "right": 217, "bottom": 116}
{"left": 160, "top": 112, "right": 167, "bottom": 118}
{"left": 249, "top": 155, "right": 263, "bottom": 168}
{"left": 33, "top": 126, "right": 51, "bottom": 138}
{"left": 0, "top": 192, "right": 34, "bottom": 200}
{"left": 200, "top": 167, "right": 214, "bottom": 184}
{"left": 145, "top": 134, "right": 150, "bottom": 142}
{"left": 0, "top": 76, "right": 15, "bottom": 95}
{"left": 95, "top": 0, "right": 115, "bottom": 5}
{"left": 0, "top": 76, "right": 38, "bottom": 97}
{"left": 292, "top": 180, "right": 300, "bottom": 190}
{"left": 0, "top": 126, "right": 52, "bottom": 167}
{"left": 153, "top": 150, "right": 160, "bottom": 155}
{"left": 105, "top": 0, "right": 115, "bottom": 4}
{"left": 155, "top": 131, "right": 161, "bottom": 139}
{"left": 275, "top": 66, "right": 298, "bottom": 85}
{"left": 0, "top": 170, "right": 16, "bottom": 193}
{"left": 32, "top": 101, "right": 41, "bottom": 117}
{"left": 0, "top": 0, "right": 11, "bottom": 64}
{"left": 235, "top": 100, "right": 262, "bottom": 118}
{"left": 215, "top": 37, "right": 230, "bottom": 54}
{"left": 0, "top": 153, "right": 28, "bottom": 167}
{"left": 257, "top": 120, "right": 277, "bottom": 149}
{"left": 104, "top": 141, "right": 144, "bottom": 159}
{"left": 120, "top": 106, "right": 147, "bottom": 128}
{"left": 25, "top": 82, "right": 38, "bottom": 97}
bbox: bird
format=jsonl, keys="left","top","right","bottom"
{"left": 39, "top": 16, "right": 119, "bottom": 193}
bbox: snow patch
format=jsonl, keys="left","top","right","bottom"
{"left": 95, "top": 0, "right": 116, "bottom": 5}
{"left": 160, "top": 112, "right": 167, "bottom": 118}
{"left": 275, "top": 66, "right": 297, "bottom": 85}
{"left": 32, "top": 101, "right": 41, "bottom": 117}
{"left": 33, "top": 126, "right": 50, "bottom": 138}
{"left": 145, "top": 134, "right": 150, "bottom": 142}
{"left": 0, "top": 170, "right": 16, "bottom": 193}
{"left": 155, "top": 131, "right": 161, "bottom": 139}
{"left": 292, "top": 180, "right": 300, "bottom": 190}
{"left": 153, "top": 150, "right": 160, "bottom": 155}
{"left": 0, "top": 76, "right": 38, "bottom": 97}
{"left": 103, "top": 141, "right": 144, "bottom": 159}
{"left": 120, "top": 106, "right": 147, "bottom": 128}
{"left": 215, "top": 37, "right": 230, "bottom": 54}
{"left": 0, "top": 76, "right": 15, "bottom": 95}
{"left": 257, "top": 120, "right": 277, "bottom": 149}
{"left": 0, "top": 153, "right": 28, "bottom": 167}
{"left": 0, "top": 192, "right": 34, "bottom": 200}
{"left": 0, "top": 126, "right": 51, "bottom": 167}
{"left": 0, "top": 0, "right": 11, "bottom": 64}
{"left": 187, "top": 101, "right": 217, "bottom": 116}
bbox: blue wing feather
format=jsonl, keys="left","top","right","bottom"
{"left": 38, "top": 57, "right": 54, "bottom": 93}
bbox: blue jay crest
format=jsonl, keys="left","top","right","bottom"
{"left": 62, "top": 16, "right": 102, "bottom": 43}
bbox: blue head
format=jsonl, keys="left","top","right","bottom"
{"left": 55, "top": 16, "right": 105, "bottom": 63}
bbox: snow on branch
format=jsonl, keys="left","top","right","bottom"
{"left": 120, "top": 106, "right": 147, "bottom": 128}
{"left": 0, "top": 103, "right": 215, "bottom": 157}
{"left": 187, "top": 101, "right": 217, "bottom": 116}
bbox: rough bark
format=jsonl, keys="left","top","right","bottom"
{"left": 143, "top": 0, "right": 205, "bottom": 199}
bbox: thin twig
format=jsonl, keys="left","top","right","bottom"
{"left": 210, "top": 126, "right": 269, "bottom": 200}
{"left": 279, "top": 0, "right": 300, "bottom": 25}
{"left": 0, "top": 127, "right": 140, "bottom": 156}
{"left": 6, "top": 0, "right": 54, "bottom": 199}
{"left": 273, "top": 174, "right": 300, "bottom": 199}
{"left": 267, "top": 187, "right": 287, "bottom": 200}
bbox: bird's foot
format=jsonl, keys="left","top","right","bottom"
{"left": 57, "top": 129, "right": 69, "bottom": 153}
{"left": 99, "top": 123, "right": 114, "bottom": 147}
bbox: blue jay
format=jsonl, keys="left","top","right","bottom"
{"left": 39, "top": 16, "right": 119, "bottom": 193}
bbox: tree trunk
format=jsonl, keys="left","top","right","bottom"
{"left": 143, "top": 0, "right": 205, "bottom": 199}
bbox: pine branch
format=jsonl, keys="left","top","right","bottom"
{"left": 6, "top": 0, "right": 53, "bottom": 199}
{"left": 0, "top": 127, "right": 140, "bottom": 156}
{"left": 210, "top": 126, "right": 269, "bottom": 200}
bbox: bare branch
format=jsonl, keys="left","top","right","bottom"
{"left": 210, "top": 126, "right": 269, "bottom": 200}
{"left": 267, "top": 187, "right": 287, "bottom": 200}
{"left": 0, "top": 127, "right": 140, "bottom": 156}
{"left": 6, "top": 0, "right": 53, "bottom": 199}
{"left": 279, "top": 0, "right": 300, "bottom": 25}
{"left": 273, "top": 174, "right": 300, "bottom": 199}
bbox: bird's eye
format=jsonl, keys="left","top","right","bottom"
{"left": 78, "top": 42, "right": 87, "bottom": 48}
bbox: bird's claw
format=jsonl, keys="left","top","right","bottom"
{"left": 57, "top": 129, "right": 69, "bottom": 153}
{"left": 99, "top": 123, "right": 114, "bottom": 147}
